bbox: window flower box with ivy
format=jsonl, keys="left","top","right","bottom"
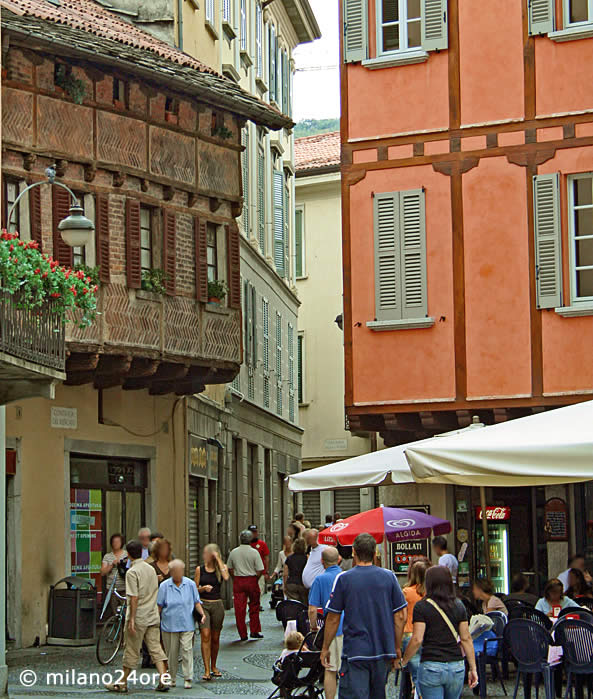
{"left": 0, "top": 232, "right": 98, "bottom": 327}
{"left": 141, "top": 269, "right": 169, "bottom": 296}
{"left": 208, "top": 280, "right": 228, "bottom": 304}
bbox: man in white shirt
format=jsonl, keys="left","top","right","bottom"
{"left": 432, "top": 536, "right": 458, "bottom": 584}
{"left": 302, "top": 529, "right": 327, "bottom": 589}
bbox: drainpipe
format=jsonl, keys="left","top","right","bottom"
{"left": 0, "top": 406, "right": 7, "bottom": 696}
{"left": 177, "top": 0, "right": 184, "bottom": 51}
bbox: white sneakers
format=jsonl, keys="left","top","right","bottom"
{"left": 184, "top": 680, "right": 192, "bottom": 689}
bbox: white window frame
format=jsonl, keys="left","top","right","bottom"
{"left": 376, "top": 0, "right": 422, "bottom": 56}
{"left": 567, "top": 173, "right": 593, "bottom": 304}
{"left": 256, "top": 2, "right": 264, "bottom": 79}
{"left": 295, "top": 204, "right": 305, "bottom": 278}
{"left": 206, "top": 0, "right": 215, "bottom": 25}
{"left": 223, "top": 0, "right": 231, "bottom": 24}
{"left": 564, "top": 0, "right": 593, "bottom": 27}
{"left": 240, "top": 0, "right": 248, "bottom": 52}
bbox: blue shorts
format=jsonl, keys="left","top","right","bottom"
{"left": 338, "top": 658, "right": 391, "bottom": 699}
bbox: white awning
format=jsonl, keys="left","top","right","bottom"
{"left": 405, "top": 400, "right": 593, "bottom": 487}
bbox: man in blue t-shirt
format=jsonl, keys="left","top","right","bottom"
{"left": 321, "top": 533, "right": 407, "bottom": 699}
{"left": 308, "top": 546, "right": 344, "bottom": 699}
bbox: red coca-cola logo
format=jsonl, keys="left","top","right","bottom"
{"left": 475, "top": 506, "right": 511, "bottom": 521}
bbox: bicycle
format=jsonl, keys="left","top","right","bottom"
{"left": 96, "top": 574, "right": 127, "bottom": 665}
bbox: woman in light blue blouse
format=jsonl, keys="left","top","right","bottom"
{"left": 535, "top": 578, "right": 580, "bottom": 617}
{"left": 157, "top": 559, "right": 205, "bottom": 689}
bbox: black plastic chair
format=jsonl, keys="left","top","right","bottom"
{"left": 554, "top": 618, "right": 593, "bottom": 699}
{"left": 509, "top": 604, "right": 553, "bottom": 631}
{"left": 477, "top": 611, "right": 508, "bottom": 698}
{"left": 504, "top": 619, "right": 553, "bottom": 699}
{"left": 576, "top": 598, "right": 593, "bottom": 611}
{"left": 558, "top": 606, "right": 593, "bottom": 623}
{"left": 505, "top": 599, "right": 534, "bottom": 614}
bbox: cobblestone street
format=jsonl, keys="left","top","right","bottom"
{"left": 7, "top": 593, "right": 508, "bottom": 698}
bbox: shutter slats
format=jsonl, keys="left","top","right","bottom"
{"left": 422, "top": 0, "right": 448, "bottom": 51}
{"left": 163, "top": 210, "right": 176, "bottom": 296}
{"left": 374, "top": 193, "right": 401, "bottom": 319}
{"left": 242, "top": 128, "right": 250, "bottom": 236}
{"left": 195, "top": 217, "right": 208, "bottom": 302}
{"left": 343, "top": 0, "right": 367, "bottom": 63}
{"left": 227, "top": 223, "right": 241, "bottom": 309}
{"left": 273, "top": 170, "right": 285, "bottom": 276}
{"left": 29, "top": 186, "right": 42, "bottom": 251}
{"left": 96, "top": 194, "right": 110, "bottom": 283}
{"left": 52, "top": 185, "right": 73, "bottom": 267}
{"left": 258, "top": 148, "right": 266, "bottom": 252}
{"left": 125, "top": 199, "right": 142, "bottom": 289}
{"left": 533, "top": 173, "right": 562, "bottom": 309}
{"left": 529, "top": 0, "right": 555, "bottom": 35}
{"left": 401, "top": 189, "right": 428, "bottom": 318}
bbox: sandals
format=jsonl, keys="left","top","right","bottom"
{"left": 211, "top": 670, "right": 222, "bottom": 678}
{"left": 105, "top": 684, "right": 128, "bottom": 694}
{"left": 202, "top": 674, "right": 212, "bottom": 681}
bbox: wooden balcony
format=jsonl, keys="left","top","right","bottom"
{"left": 65, "top": 284, "right": 241, "bottom": 395}
{"left": 0, "top": 289, "right": 66, "bottom": 403}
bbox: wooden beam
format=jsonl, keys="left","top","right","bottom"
{"left": 419, "top": 411, "right": 460, "bottom": 432}
{"left": 127, "top": 358, "right": 160, "bottom": 379}
{"left": 64, "top": 371, "right": 95, "bottom": 386}
{"left": 66, "top": 352, "right": 100, "bottom": 372}
{"left": 95, "top": 354, "right": 132, "bottom": 376}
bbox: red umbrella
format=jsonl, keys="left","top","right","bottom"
{"left": 319, "top": 506, "right": 451, "bottom": 546}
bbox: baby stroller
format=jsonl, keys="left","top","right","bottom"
{"left": 268, "top": 631, "right": 325, "bottom": 698}
{"left": 270, "top": 575, "right": 284, "bottom": 609}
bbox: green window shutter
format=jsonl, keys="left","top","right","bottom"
{"left": 295, "top": 208, "right": 303, "bottom": 278}
{"left": 343, "top": 0, "right": 367, "bottom": 63}
{"left": 422, "top": 0, "right": 448, "bottom": 51}
{"left": 257, "top": 146, "right": 265, "bottom": 252}
{"left": 282, "top": 51, "right": 289, "bottom": 115}
{"left": 400, "top": 189, "right": 428, "bottom": 319}
{"left": 241, "top": 128, "right": 249, "bottom": 237}
{"left": 284, "top": 181, "right": 290, "bottom": 278}
{"left": 533, "top": 173, "right": 562, "bottom": 309}
{"left": 374, "top": 192, "right": 401, "bottom": 321}
{"left": 269, "top": 25, "right": 276, "bottom": 98}
{"left": 528, "top": 0, "right": 555, "bottom": 35}
{"left": 273, "top": 170, "right": 285, "bottom": 277}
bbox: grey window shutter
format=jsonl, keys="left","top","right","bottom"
{"left": 284, "top": 181, "right": 290, "bottom": 278}
{"left": 343, "top": 0, "right": 367, "bottom": 63}
{"left": 422, "top": 0, "right": 448, "bottom": 51}
{"left": 273, "top": 170, "right": 285, "bottom": 277}
{"left": 270, "top": 25, "right": 276, "bottom": 98}
{"left": 373, "top": 192, "right": 401, "bottom": 321}
{"left": 241, "top": 128, "right": 249, "bottom": 236}
{"left": 257, "top": 146, "right": 265, "bottom": 252}
{"left": 244, "top": 279, "right": 252, "bottom": 366}
{"left": 400, "top": 189, "right": 428, "bottom": 319}
{"left": 251, "top": 284, "right": 258, "bottom": 366}
{"left": 533, "top": 173, "right": 562, "bottom": 309}
{"left": 528, "top": 0, "right": 555, "bottom": 35}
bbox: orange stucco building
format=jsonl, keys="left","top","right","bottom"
{"left": 340, "top": 0, "right": 593, "bottom": 589}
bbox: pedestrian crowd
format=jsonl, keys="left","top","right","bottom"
{"left": 99, "top": 515, "right": 593, "bottom": 698}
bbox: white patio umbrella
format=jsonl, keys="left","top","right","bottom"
{"left": 404, "top": 400, "right": 593, "bottom": 487}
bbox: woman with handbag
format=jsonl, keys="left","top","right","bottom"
{"left": 399, "top": 566, "right": 478, "bottom": 699}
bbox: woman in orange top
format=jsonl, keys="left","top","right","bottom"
{"left": 403, "top": 559, "right": 432, "bottom": 692}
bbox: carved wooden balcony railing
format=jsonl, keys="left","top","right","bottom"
{"left": 0, "top": 288, "right": 65, "bottom": 371}
{"left": 65, "top": 285, "right": 241, "bottom": 394}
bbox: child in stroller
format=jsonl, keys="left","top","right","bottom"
{"left": 270, "top": 574, "right": 284, "bottom": 609}
{"left": 268, "top": 631, "right": 324, "bottom": 699}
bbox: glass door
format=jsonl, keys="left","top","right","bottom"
{"left": 476, "top": 523, "right": 510, "bottom": 594}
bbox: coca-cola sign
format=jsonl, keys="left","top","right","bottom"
{"left": 475, "top": 506, "right": 511, "bottom": 521}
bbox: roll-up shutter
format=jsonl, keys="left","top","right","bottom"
{"left": 302, "top": 490, "right": 321, "bottom": 529}
{"left": 188, "top": 479, "right": 200, "bottom": 574}
{"left": 334, "top": 488, "right": 361, "bottom": 519}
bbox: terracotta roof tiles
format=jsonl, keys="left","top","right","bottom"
{"left": 295, "top": 131, "right": 341, "bottom": 173}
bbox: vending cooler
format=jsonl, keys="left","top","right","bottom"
{"left": 475, "top": 507, "right": 511, "bottom": 594}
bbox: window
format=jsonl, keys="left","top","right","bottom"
{"left": 140, "top": 206, "right": 153, "bottom": 274}
{"left": 243, "top": 280, "right": 257, "bottom": 400}
{"left": 297, "top": 332, "right": 304, "bottom": 404}
{"left": 223, "top": 0, "right": 231, "bottom": 23}
{"left": 241, "top": 127, "right": 250, "bottom": 237}
{"left": 206, "top": 0, "right": 215, "bottom": 24}
{"left": 288, "top": 323, "right": 295, "bottom": 422}
{"left": 2, "top": 179, "right": 20, "bottom": 233}
{"left": 273, "top": 168, "right": 286, "bottom": 277}
{"left": 566, "top": 0, "right": 592, "bottom": 25}
{"left": 256, "top": 2, "right": 264, "bottom": 78}
{"left": 378, "top": 0, "right": 422, "bottom": 54}
{"left": 276, "top": 312, "right": 283, "bottom": 416}
{"left": 73, "top": 193, "right": 87, "bottom": 266}
{"left": 263, "top": 298, "right": 270, "bottom": 408}
{"left": 568, "top": 174, "right": 593, "bottom": 301}
{"left": 295, "top": 206, "right": 305, "bottom": 278}
{"left": 269, "top": 24, "right": 277, "bottom": 100}
{"left": 207, "top": 222, "right": 218, "bottom": 282}
{"left": 370, "top": 189, "right": 431, "bottom": 326}
{"left": 240, "top": 0, "right": 247, "bottom": 51}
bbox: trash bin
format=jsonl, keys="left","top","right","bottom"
{"left": 47, "top": 576, "right": 97, "bottom": 645}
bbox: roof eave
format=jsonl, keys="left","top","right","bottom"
{"left": 282, "top": 0, "right": 322, "bottom": 44}
{"left": 296, "top": 163, "right": 341, "bottom": 178}
{"left": 2, "top": 20, "right": 292, "bottom": 131}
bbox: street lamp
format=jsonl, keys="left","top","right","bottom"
{"left": 6, "top": 166, "right": 95, "bottom": 248}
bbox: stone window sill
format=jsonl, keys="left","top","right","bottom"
{"left": 555, "top": 303, "right": 593, "bottom": 317}
{"left": 205, "top": 302, "right": 231, "bottom": 315}
{"left": 255, "top": 77, "right": 268, "bottom": 95}
{"left": 240, "top": 50, "right": 253, "bottom": 68}
{"left": 362, "top": 50, "right": 429, "bottom": 69}
{"left": 136, "top": 290, "right": 164, "bottom": 303}
{"left": 205, "top": 20, "right": 219, "bottom": 40}
{"left": 222, "top": 63, "right": 241, "bottom": 83}
{"left": 222, "top": 21, "right": 237, "bottom": 41}
{"left": 549, "top": 24, "right": 593, "bottom": 42}
{"left": 366, "top": 317, "right": 435, "bottom": 331}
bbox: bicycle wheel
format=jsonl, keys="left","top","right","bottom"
{"left": 96, "top": 614, "right": 124, "bottom": 665}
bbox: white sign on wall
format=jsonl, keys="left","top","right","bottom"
{"left": 51, "top": 407, "right": 78, "bottom": 429}
{"left": 324, "top": 438, "right": 348, "bottom": 451}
